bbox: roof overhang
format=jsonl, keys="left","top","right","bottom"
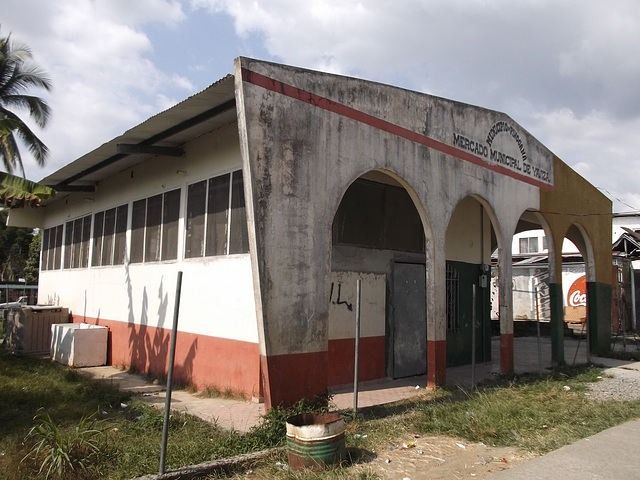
{"left": 40, "top": 74, "right": 237, "bottom": 202}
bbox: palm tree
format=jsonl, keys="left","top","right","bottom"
{"left": 0, "top": 31, "right": 52, "bottom": 176}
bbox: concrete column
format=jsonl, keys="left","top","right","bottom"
{"left": 498, "top": 242, "right": 514, "bottom": 375}
{"left": 427, "top": 240, "right": 447, "bottom": 387}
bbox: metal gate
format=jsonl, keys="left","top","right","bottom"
{"left": 392, "top": 262, "right": 426, "bottom": 378}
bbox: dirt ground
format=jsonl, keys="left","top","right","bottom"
{"left": 349, "top": 434, "right": 536, "bottom": 479}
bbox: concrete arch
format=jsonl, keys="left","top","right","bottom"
{"left": 563, "top": 222, "right": 596, "bottom": 283}
{"left": 328, "top": 167, "right": 435, "bottom": 386}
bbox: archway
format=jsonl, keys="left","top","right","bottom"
{"left": 508, "top": 213, "right": 595, "bottom": 371}
{"left": 328, "top": 170, "right": 427, "bottom": 386}
{"left": 559, "top": 224, "right": 593, "bottom": 364}
{"left": 445, "top": 195, "right": 497, "bottom": 375}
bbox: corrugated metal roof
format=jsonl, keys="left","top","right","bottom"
{"left": 41, "top": 74, "right": 236, "bottom": 194}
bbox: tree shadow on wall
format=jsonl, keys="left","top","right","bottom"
{"left": 124, "top": 263, "right": 197, "bottom": 385}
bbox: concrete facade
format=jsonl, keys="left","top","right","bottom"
{"left": 9, "top": 57, "right": 612, "bottom": 408}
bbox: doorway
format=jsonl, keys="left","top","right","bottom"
{"left": 392, "top": 262, "right": 427, "bottom": 378}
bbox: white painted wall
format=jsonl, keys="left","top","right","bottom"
{"left": 613, "top": 214, "right": 640, "bottom": 241}
{"left": 328, "top": 271, "right": 386, "bottom": 340}
{"left": 511, "top": 229, "right": 579, "bottom": 255}
{"left": 36, "top": 122, "right": 259, "bottom": 344}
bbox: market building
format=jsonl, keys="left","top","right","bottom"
{"left": 9, "top": 58, "right": 613, "bottom": 408}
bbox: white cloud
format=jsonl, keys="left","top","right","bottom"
{"left": 529, "top": 108, "right": 640, "bottom": 212}
{"left": 3, "top": 0, "right": 192, "bottom": 180}
{"left": 4, "top": 0, "right": 640, "bottom": 213}
{"left": 192, "top": 0, "right": 640, "bottom": 212}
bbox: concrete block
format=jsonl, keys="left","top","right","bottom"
{"left": 50, "top": 323, "right": 108, "bottom": 367}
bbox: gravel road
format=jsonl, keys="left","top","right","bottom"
{"left": 586, "top": 360, "right": 640, "bottom": 401}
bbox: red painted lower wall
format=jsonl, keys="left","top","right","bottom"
{"left": 74, "top": 315, "right": 261, "bottom": 399}
{"left": 260, "top": 351, "right": 328, "bottom": 409}
{"left": 328, "top": 336, "right": 385, "bottom": 386}
{"left": 427, "top": 339, "right": 446, "bottom": 387}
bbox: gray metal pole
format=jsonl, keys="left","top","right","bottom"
{"left": 471, "top": 284, "right": 476, "bottom": 388}
{"left": 353, "top": 278, "right": 362, "bottom": 415}
{"left": 159, "top": 271, "right": 183, "bottom": 475}
{"left": 631, "top": 262, "right": 637, "bottom": 331}
{"left": 535, "top": 284, "right": 542, "bottom": 374}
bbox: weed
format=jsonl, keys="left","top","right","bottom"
{"left": 243, "top": 392, "right": 333, "bottom": 451}
{"left": 22, "top": 408, "right": 103, "bottom": 479}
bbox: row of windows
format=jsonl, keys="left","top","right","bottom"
{"left": 41, "top": 170, "right": 248, "bottom": 271}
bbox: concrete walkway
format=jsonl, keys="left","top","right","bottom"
{"left": 76, "top": 366, "right": 265, "bottom": 433}
{"left": 77, "top": 336, "right": 606, "bottom": 430}
{"left": 488, "top": 420, "right": 640, "bottom": 479}
{"left": 488, "top": 356, "right": 640, "bottom": 479}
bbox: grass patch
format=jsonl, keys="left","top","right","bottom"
{"left": 0, "top": 348, "right": 331, "bottom": 479}
{"left": 3, "top": 347, "right": 640, "bottom": 479}
{"left": 198, "top": 385, "right": 248, "bottom": 401}
{"left": 346, "top": 366, "right": 640, "bottom": 457}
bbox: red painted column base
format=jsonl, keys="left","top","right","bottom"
{"left": 260, "top": 351, "right": 328, "bottom": 410}
{"left": 427, "top": 340, "right": 446, "bottom": 388}
{"left": 500, "top": 333, "right": 514, "bottom": 375}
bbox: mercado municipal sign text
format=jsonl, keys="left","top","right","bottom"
{"left": 452, "top": 121, "right": 551, "bottom": 185}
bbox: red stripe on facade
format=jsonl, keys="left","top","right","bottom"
{"left": 241, "top": 68, "right": 553, "bottom": 191}
{"left": 74, "top": 315, "right": 261, "bottom": 399}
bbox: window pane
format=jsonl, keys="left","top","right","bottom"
{"left": 385, "top": 186, "right": 424, "bottom": 253}
{"left": 185, "top": 181, "right": 206, "bottom": 258}
{"left": 54, "top": 225, "right": 63, "bottom": 270}
{"left": 161, "top": 189, "right": 180, "bottom": 261}
{"left": 206, "top": 174, "right": 230, "bottom": 256}
{"left": 80, "top": 216, "right": 91, "bottom": 268}
{"left": 72, "top": 218, "right": 83, "bottom": 268}
{"left": 47, "top": 227, "right": 55, "bottom": 271}
{"left": 229, "top": 170, "right": 249, "bottom": 254}
{"left": 519, "top": 238, "right": 528, "bottom": 254}
{"left": 64, "top": 221, "right": 74, "bottom": 269}
{"left": 130, "top": 199, "right": 146, "bottom": 263}
{"left": 113, "top": 205, "right": 128, "bottom": 265}
{"left": 41, "top": 228, "right": 50, "bottom": 271}
{"left": 145, "top": 194, "right": 162, "bottom": 262}
{"left": 530, "top": 237, "right": 539, "bottom": 253}
{"left": 332, "top": 179, "right": 385, "bottom": 248}
{"left": 92, "top": 212, "right": 105, "bottom": 266}
{"left": 102, "top": 208, "right": 116, "bottom": 266}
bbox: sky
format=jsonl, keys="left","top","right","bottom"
{"left": 3, "top": 0, "right": 640, "bottom": 213}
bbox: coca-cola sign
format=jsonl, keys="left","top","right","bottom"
{"left": 567, "top": 275, "right": 587, "bottom": 307}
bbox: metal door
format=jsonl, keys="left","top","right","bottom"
{"left": 392, "top": 262, "right": 427, "bottom": 378}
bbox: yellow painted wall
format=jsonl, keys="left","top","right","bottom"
{"left": 540, "top": 157, "right": 612, "bottom": 285}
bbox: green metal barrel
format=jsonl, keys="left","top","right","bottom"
{"left": 286, "top": 412, "right": 346, "bottom": 471}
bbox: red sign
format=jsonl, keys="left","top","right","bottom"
{"left": 567, "top": 275, "right": 587, "bottom": 307}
